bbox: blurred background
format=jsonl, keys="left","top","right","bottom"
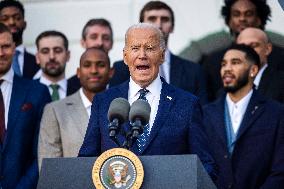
{"left": 20, "top": 0, "right": 284, "bottom": 78}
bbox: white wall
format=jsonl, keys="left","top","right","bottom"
{"left": 22, "top": 0, "right": 284, "bottom": 78}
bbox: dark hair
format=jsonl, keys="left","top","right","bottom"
{"left": 81, "top": 18, "right": 113, "bottom": 41}
{"left": 139, "top": 1, "right": 174, "bottom": 28}
{"left": 221, "top": 0, "right": 271, "bottom": 29}
{"left": 80, "top": 46, "right": 110, "bottom": 67}
{"left": 0, "top": 22, "right": 11, "bottom": 34}
{"left": 227, "top": 43, "right": 261, "bottom": 68}
{"left": 0, "top": 0, "right": 25, "bottom": 17}
{"left": 36, "top": 30, "right": 69, "bottom": 50}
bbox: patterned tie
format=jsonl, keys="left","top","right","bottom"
{"left": 50, "top": 84, "right": 60, "bottom": 101}
{"left": 0, "top": 80, "right": 6, "bottom": 144}
{"left": 12, "top": 50, "right": 21, "bottom": 76}
{"left": 136, "top": 88, "right": 150, "bottom": 152}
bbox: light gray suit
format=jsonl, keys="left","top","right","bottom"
{"left": 38, "top": 91, "right": 89, "bottom": 167}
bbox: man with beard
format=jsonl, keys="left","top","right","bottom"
{"left": 109, "top": 1, "right": 208, "bottom": 104}
{"left": 0, "top": 0, "right": 39, "bottom": 79}
{"left": 38, "top": 47, "right": 113, "bottom": 168}
{"left": 36, "top": 30, "right": 77, "bottom": 101}
{"left": 202, "top": 44, "right": 284, "bottom": 189}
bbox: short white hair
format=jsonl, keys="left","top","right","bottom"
{"left": 124, "top": 23, "right": 166, "bottom": 50}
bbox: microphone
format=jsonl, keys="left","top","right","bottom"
{"left": 129, "top": 99, "right": 151, "bottom": 140}
{"left": 108, "top": 98, "right": 130, "bottom": 146}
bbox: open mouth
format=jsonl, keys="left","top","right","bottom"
{"left": 136, "top": 65, "right": 150, "bottom": 70}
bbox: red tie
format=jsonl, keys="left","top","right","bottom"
{"left": 0, "top": 79, "right": 6, "bottom": 144}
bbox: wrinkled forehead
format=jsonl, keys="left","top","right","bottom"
{"left": 126, "top": 28, "right": 160, "bottom": 45}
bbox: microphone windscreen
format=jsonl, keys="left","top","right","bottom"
{"left": 129, "top": 99, "right": 151, "bottom": 125}
{"left": 108, "top": 98, "right": 130, "bottom": 123}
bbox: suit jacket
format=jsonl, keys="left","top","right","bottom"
{"left": 202, "top": 91, "right": 284, "bottom": 189}
{"left": 79, "top": 78, "right": 217, "bottom": 180}
{"left": 0, "top": 75, "right": 51, "bottom": 189}
{"left": 202, "top": 44, "right": 284, "bottom": 102}
{"left": 109, "top": 53, "right": 208, "bottom": 104}
{"left": 22, "top": 50, "right": 40, "bottom": 79}
{"left": 38, "top": 91, "right": 89, "bottom": 167}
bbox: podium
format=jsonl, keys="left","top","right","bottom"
{"left": 37, "top": 154, "right": 216, "bottom": 189}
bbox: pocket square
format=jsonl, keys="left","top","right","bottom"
{"left": 21, "top": 103, "right": 33, "bottom": 111}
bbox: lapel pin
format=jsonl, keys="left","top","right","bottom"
{"left": 166, "top": 96, "right": 172, "bottom": 100}
{"left": 251, "top": 106, "right": 258, "bottom": 114}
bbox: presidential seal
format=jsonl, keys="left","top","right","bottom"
{"left": 92, "top": 148, "right": 144, "bottom": 189}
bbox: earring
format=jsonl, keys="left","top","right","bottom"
{"left": 251, "top": 73, "right": 254, "bottom": 77}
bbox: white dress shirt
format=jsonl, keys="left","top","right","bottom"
{"left": 0, "top": 68, "right": 14, "bottom": 128}
{"left": 226, "top": 89, "right": 253, "bottom": 134}
{"left": 254, "top": 63, "right": 268, "bottom": 89}
{"left": 79, "top": 88, "right": 92, "bottom": 117}
{"left": 159, "top": 49, "right": 171, "bottom": 83}
{"left": 128, "top": 76, "right": 162, "bottom": 131}
{"left": 39, "top": 76, "right": 67, "bottom": 99}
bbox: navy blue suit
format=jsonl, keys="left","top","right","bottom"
{"left": 202, "top": 91, "right": 284, "bottom": 189}
{"left": 0, "top": 75, "right": 51, "bottom": 189}
{"left": 79, "top": 78, "right": 217, "bottom": 179}
{"left": 22, "top": 51, "right": 40, "bottom": 79}
{"left": 109, "top": 53, "right": 208, "bottom": 104}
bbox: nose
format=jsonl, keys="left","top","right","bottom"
{"left": 7, "top": 17, "right": 15, "bottom": 26}
{"left": 90, "top": 64, "right": 98, "bottom": 74}
{"left": 155, "top": 18, "right": 162, "bottom": 30}
{"left": 49, "top": 50, "right": 55, "bottom": 60}
{"left": 94, "top": 37, "right": 103, "bottom": 47}
{"left": 138, "top": 48, "right": 147, "bottom": 59}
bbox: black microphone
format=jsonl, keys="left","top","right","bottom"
{"left": 108, "top": 98, "right": 130, "bottom": 146}
{"left": 129, "top": 99, "right": 151, "bottom": 140}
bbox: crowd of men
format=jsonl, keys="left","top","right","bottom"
{"left": 0, "top": 0, "right": 283, "bottom": 189}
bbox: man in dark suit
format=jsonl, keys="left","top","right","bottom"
{"left": 236, "top": 27, "right": 284, "bottom": 103}
{"left": 0, "top": 23, "right": 51, "bottom": 189}
{"left": 201, "top": 0, "right": 284, "bottom": 102}
{"left": 35, "top": 30, "right": 77, "bottom": 101}
{"left": 0, "top": 0, "right": 39, "bottom": 79}
{"left": 202, "top": 44, "right": 284, "bottom": 189}
{"left": 79, "top": 23, "right": 217, "bottom": 180}
{"left": 68, "top": 18, "right": 114, "bottom": 93}
{"left": 110, "top": 1, "right": 208, "bottom": 104}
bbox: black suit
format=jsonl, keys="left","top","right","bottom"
{"left": 22, "top": 51, "right": 40, "bottom": 79}
{"left": 109, "top": 53, "right": 208, "bottom": 104}
{"left": 202, "top": 44, "right": 284, "bottom": 102}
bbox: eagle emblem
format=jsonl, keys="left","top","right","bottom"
{"left": 107, "top": 161, "right": 131, "bottom": 188}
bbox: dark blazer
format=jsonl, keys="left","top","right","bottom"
{"left": 22, "top": 50, "right": 40, "bottom": 79}
{"left": 202, "top": 44, "right": 284, "bottom": 102}
{"left": 0, "top": 75, "right": 51, "bottom": 189}
{"left": 202, "top": 91, "right": 284, "bottom": 189}
{"left": 109, "top": 53, "right": 208, "bottom": 104}
{"left": 79, "top": 78, "right": 217, "bottom": 180}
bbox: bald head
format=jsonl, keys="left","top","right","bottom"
{"left": 237, "top": 27, "right": 272, "bottom": 67}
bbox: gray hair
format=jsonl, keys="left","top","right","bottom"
{"left": 124, "top": 23, "right": 166, "bottom": 50}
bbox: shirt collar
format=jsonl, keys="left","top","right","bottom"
{"left": 129, "top": 76, "right": 162, "bottom": 100}
{"left": 15, "top": 44, "right": 24, "bottom": 54}
{"left": 164, "top": 49, "right": 171, "bottom": 64}
{"left": 79, "top": 88, "right": 92, "bottom": 109}
{"left": 1, "top": 67, "right": 14, "bottom": 84}
{"left": 226, "top": 89, "right": 253, "bottom": 114}
{"left": 40, "top": 76, "right": 67, "bottom": 92}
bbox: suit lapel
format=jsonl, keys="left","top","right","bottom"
{"left": 139, "top": 81, "right": 175, "bottom": 154}
{"left": 258, "top": 66, "right": 271, "bottom": 93}
{"left": 236, "top": 91, "right": 266, "bottom": 141}
{"left": 169, "top": 54, "right": 182, "bottom": 86}
{"left": 4, "top": 76, "right": 28, "bottom": 150}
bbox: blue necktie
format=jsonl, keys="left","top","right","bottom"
{"left": 12, "top": 50, "right": 21, "bottom": 76}
{"left": 136, "top": 88, "right": 150, "bottom": 152}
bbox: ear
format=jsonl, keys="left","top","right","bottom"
{"left": 123, "top": 48, "right": 128, "bottom": 65}
{"left": 80, "top": 39, "right": 87, "bottom": 49}
{"left": 66, "top": 50, "right": 71, "bottom": 62}
{"left": 265, "top": 42, "right": 272, "bottom": 56}
{"left": 23, "top": 20, "right": 27, "bottom": 30}
{"left": 250, "top": 64, "right": 259, "bottom": 78}
{"left": 35, "top": 52, "right": 40, "bottom": 65}
{"left": 255, "top": 18, "right": 262, "bottom": 28}
{"left": 76, "top": 67, "right": 80, "bottom": 79}
{"left": 159, "top": 49, "right": 165, "bottom": 65}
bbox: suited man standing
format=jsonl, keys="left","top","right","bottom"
{"left": 35, "top": 30, "right": 77, "bottom": 101}
{"left": 202, "top": 44, "right": 284, "bottom": 189}
{"left": 38, "top": 47, "right": 114, "bottom": 167}
{"left": 0, "top": 23, "right": 51, "bottom": 189}
{"left": 68, "top": 18, "right": 113, "bottom": 93}
{"left": 110, "top": 1, "right": 208, "bottom": 104}
{"left": 79, "top": 23, "right": 217, "bottom": 180}
{"left": 0, "top": 0, "right": 39, "bottom": 79}
{"left": 236, "top": 27, "right": 284, "bottom": 103}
